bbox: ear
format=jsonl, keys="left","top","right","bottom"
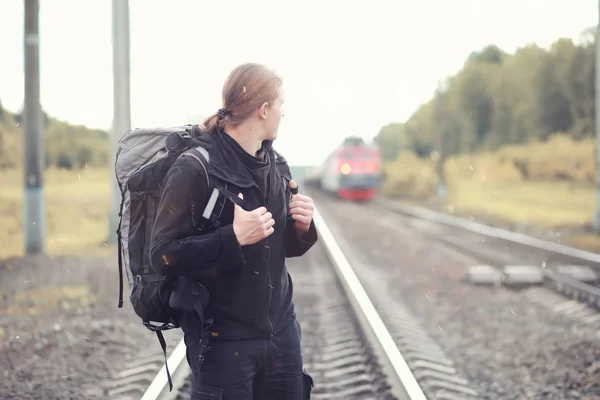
{"left": 259, "top": 102, "right": 269, "bottom": 120}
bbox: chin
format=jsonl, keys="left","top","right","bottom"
{"left": 265, "top": 131, "right": 278, "bottom": 141}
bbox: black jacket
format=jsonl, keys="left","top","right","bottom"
{"left": 149, "top": 130, "right": 318, "bottom": 340}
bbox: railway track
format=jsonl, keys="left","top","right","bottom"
{"left": 108, "top": 208, "right": 453, "bottom": 400}
{"left": 305, "top": 189, "right": 600, "bottom": 399}
{"left": 371, "top": 197, "right": 600, "bottom": 317}
{"left": 103, "top": 192, "right": 600, "bottom": 400}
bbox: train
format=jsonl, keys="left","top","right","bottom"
{"left": 304, "top": 136, "right": 382, "bottom": 201}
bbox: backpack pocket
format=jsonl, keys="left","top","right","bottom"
{"left": 130, "top": 274, "right": 174, "bottom": 324}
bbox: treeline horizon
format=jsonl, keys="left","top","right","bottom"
{"left": 0, "top": 101, "right": 109, "bottom": 169}
{"left": 374, "top": 26, "right": 596, "bottom": 162}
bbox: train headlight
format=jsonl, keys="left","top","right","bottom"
{"left": 340, "top": 163, "right": 352, "bottom": 174}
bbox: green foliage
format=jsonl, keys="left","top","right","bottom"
{"left": 445, "top": 134, "right": 594, "bottom": 186}
{"left": 382, "top": 151, "right": 438, "bottom": 199}
{"left": 44, "top": 119, "right": 109, "bottom": 169}
{"left": 374, "top": 29, "right": 596, "bottom": 159}
{"left": 381, "top": 134, "right": 595, "bottom": 225}
{"left": 0, "top": 106, "right": 109, "bottom": 170}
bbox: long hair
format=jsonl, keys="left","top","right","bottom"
{"left": 201, "top": 63, "right": 283, "bottom": 133}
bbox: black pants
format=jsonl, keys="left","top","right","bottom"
{"left": 182, "top": 314, "right": 309, "bottom": 399}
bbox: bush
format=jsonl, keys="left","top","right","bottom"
{"left": 524, "top": 134, "right": 593, "bottom": 184}
{"left": 0, "top": 110, "right": 109, "bottom": 171}
{"left": 383, "top": 151, "right": 439, "bottom": 199}
{"left": 383, "top": 134, "right": 595, "bottom": 200}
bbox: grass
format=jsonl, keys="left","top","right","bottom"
{"left": 445, "top": 179, "right": 595, "bottom": 228}
{"left": 0, "top": 284, "right": 95, "bottom": 317}
{"left": 382, "top": 135, "right": 600, "bottom": 252}
{"left": 1, "top": 152, "right": 599, "bottom": 260}
{"left": 443, "top": 179, "right": 600, "bottom": 252}
{"left": 390, "top": 178, "right": 600, "bottom": 252}
{"left": 0, "top": 167, "right": 112, "bottom": 260}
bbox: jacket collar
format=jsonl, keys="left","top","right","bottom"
{"left": 204, "top": 130, "right": 274, "bottom": 189}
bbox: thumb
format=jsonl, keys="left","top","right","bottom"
{"left": 288, "top": 180, "right": 299, "bottom": 195}
{"left": 234, "top": 192, "right": 244, "bottom": 211}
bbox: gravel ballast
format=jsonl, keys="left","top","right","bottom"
{"left": 4, "top": 191, "right": 600, "bottom": 399}
{"left": 0, "top": 254, "right": 158, "bottom": 399}
{"left": 313, "top": 191, "right": 600, "bottom": 400}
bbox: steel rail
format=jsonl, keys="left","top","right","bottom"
{"left": 376, "top": 198, "right": 600, "bottom": 265}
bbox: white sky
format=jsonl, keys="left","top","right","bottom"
{"left": 0, "top": 0, "right": 597, "bottom": 165}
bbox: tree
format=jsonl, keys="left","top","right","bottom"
{"left": 374, "top": 26, "right": 596, "bottom": 160}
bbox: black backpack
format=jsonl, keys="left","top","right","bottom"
{"left": 114, "top": 125, "right": 225, "bottom": 391}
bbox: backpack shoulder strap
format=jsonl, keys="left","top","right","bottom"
{"left": 179, "top": 145, "right": 225, "bottom": 230}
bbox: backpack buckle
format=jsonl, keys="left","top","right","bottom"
{"left": 179, "top": 130, "right": 192, "bottom": 139}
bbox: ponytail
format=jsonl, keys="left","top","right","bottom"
{"left": 198, "top": 63, "right": 282, "bottom": 133}
{"left": 201, "top": 113, "right": 221, "bottom": 133}
{"left": 200, "top": 108, "right": 233, "bottom": 134}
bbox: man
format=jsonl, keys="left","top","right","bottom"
{"left": 150, "top": 62, "right": 317, "bottom": 399}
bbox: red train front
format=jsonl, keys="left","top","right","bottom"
{"left": 306, "top": 136, "right": 382, "bottom": 201}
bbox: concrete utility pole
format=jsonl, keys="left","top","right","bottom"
{"left": 109, "top": 0, "right": 131, "bottom": 243}
{"left": 594, "top": 1, "right": 600, "bottom": 231}
{"left": 434, "top": 80, "right": 447, "bottom": 200}
{"left": 23, "top": 0, "right": 45, "bottom": 254}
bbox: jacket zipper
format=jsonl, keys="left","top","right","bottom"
{"left": 254, "top": 182, "right": 274, "bottom": 337}
{"left": 266, "top": 236, "right": 274, "bottom": 337}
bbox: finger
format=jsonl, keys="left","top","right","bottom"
{"left": 264, "top": 218, "right": 275, "bottom": 229}
{"left": 290, "top": 207, "right": 311, "bottom": 216}
{"left": 260, "top": 211, "right": 273, "bottom": 222}
{"left": 290, "top": 194, "right": 312, "bottom": 204}
{"left": 264, "top": 226, "right": 275, "bottom": 237}
{"left": 290, "top": 200, "right": 314, "bottom": 210}
{"left": 289, "top": 179, "right": 299, "bottom": 195}
{"left": 253, "top": 206, "right": 267, "bottom": 216}
{"left": 292, "top": 214, "right": 311, "bottom": 224}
